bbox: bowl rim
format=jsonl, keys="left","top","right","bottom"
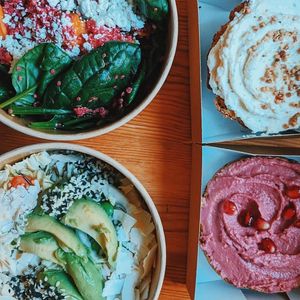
{"left": 0, "top": 142, "right": 167, "bottom": 300}
{"left": 0, "top": 0, "right": 179, "bottom": 141}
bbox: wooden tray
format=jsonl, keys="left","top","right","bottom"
{"left": 0, "top": 1, "right": 299, "bottom": 299}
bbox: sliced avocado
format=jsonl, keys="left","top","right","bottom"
{"left": 101, "top": 201, "right": 114, "bottom": 217}
{"left": 38, "top": 269, "right": 83, "bottom": 300}
{"left": 19, "top": 231, "right": 62, "bottom": 266}
{"left": 55, "top": 249, "right": 104, "bottom": 300}
{"left": 26, "top": 213, "right": 87, "bottom": 258}
{"left": 62, "top": 199, "right": 118, "bottom": 266}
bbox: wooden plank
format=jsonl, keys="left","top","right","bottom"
{"left": 0, "top": 1, "right": 192, "bottom": 299}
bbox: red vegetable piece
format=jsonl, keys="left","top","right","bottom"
{"left": 282, "top": 207, "right": 296, "bottom": 221}
{"left": 286, "top": 186, "right": 300, "bottom": 199}
{"left": 223, "top": 200, "right": 237, "bottom": 215}
{"left": 10, "top": 175, "right": 34, "bottom": 188}
{"left": 260, "top": 238, "right": 276, "bottom": 254}
{"left": 254, "top": 218, "right": 270, "bottom": 231}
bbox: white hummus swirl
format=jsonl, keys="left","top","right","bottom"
{"left": 208, "top": 0, "right": 300, "bottom": 134}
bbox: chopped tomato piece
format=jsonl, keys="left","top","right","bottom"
{"left": 10, "top": 175, "right": 34, "bottom": 188}
{"left": 136, "top": 23, "right": 155, "bottom": 38}
{"left": 0, "top": 47, "right": 12, "bottom": 65}
{"left": 0, "top": 6, "right": 7, "bottom": 38}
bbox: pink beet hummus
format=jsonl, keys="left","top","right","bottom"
{"left": 200, "top": 157, "right": 300, "bottom": 293}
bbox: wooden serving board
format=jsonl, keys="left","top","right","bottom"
{"left": 0, "top": 1, "right": 299, "bottom": 299}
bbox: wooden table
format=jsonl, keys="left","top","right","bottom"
{"left": 1, "top": 1, "right": 300, "bottom": 299}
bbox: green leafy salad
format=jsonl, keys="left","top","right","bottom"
{"left": 0, "top": 0, "right": 169, "bottom": 131}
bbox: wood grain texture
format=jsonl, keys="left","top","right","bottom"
{"left": 221, "top": 136, "right": 300, "bottom": 149}
{"left": 3, "top": 1, "right": 299, "bottom": 299}
{"left": 0, "top": 0, "right": 192, "bottom": 299}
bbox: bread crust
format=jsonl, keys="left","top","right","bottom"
{"left": 199, "top": 155, "right": 300, "bottom": 293}
{"left": 207, "top": 2, "right": 249, "bottom": 127}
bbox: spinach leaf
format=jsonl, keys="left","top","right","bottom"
{"left": 0, "top": 64, "right": 14, "bottom": 103}
{"left": 43, "top": 41, "right": 141, "bottom": 110}
{"left": 140, "top": 27, "right": 166, "bottom": 82}
{"left": 38, "top": 43, "right": 73, "bottom": 96}
{"left": 29, "top": 115, "right": 96, "bottom": 131}
{"left": 125, "top": 62, "right": 146, "bottom": 105}
{"left": 136, "top": 0, "right": 169, "bottom": 23}
{"left": 0, "top": 85, "right": 12, "bottom": 103}
{"left": 63, "top": 118, "right": 97, "bottom": 130}
{"left": 12, "top": 44, "right": 45, "bottom": 94}
{"left": 8, "top": 43, "right": 72, "bottom": 107}
{"left": 10, "top": 105, "right": 72, "bottom": 115}
{"left": 12, "top": 44, "right": 72, "bottom": 94}
{"left": 0, "top": 85, "right": 36, "bottom": 109}
{"left": 29, "top": 115, "right": 70, "bottom": 130}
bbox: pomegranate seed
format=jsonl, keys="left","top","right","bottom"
{"left": 254, "top": 218, "right": 270, "bottom": 231}
{"left": 223, "top": 200, "right": 237, "bottom": 215}
{"left": 294, "top": 220, "right": 300, "bottom": 228}
{"left": 260, "top": 238, "right": 276, "bottom": 253}
{"left": 244, "top": 211, "right": 254, "bottom": 227}
{"left": 126, "top": 87, "right": 133, "bottom": 94}
{"left": 286, "top": 186, "right": 300, "bottom": 199}
{"left": 282, "top": 207, "right": 296, "bottom": 220}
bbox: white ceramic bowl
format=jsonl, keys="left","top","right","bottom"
{"left": 0, "top": 143, "right": 166, "bottom": 300}
{"left": 0, "top": 1, "right": 178, "bottom": 141}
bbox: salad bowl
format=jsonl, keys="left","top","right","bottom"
{"left": 0, "top": 0, "right": 178, "bottom": 140}
{"left": 0, "top": 142, "right": 166, "bottom": 299}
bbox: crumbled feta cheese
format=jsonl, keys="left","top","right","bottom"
{"left": 61, "top": 15, "right": 72, "bottom": 26}
{"left": 60, "top": 0, "right": 77, "bottom": 11}
{"left": 65, "top": 45, "right": 80, "bottom": 57}
{"left": 37, "top": 28, "right": 47, "bottom": 40}
{"left": 2, "top": 15, "right": 12, "bottom": 25}
{"left": 76, "top": 0, "right": 145, "bottom": 32}
{"left": 0, "top": 35, "right": 35, "bottom": 62}
{"left": 47, "top": 0, "right": 60, "bottom": 7}
{"left": 83, "top": 41, "right": 93, "bottom": 51}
